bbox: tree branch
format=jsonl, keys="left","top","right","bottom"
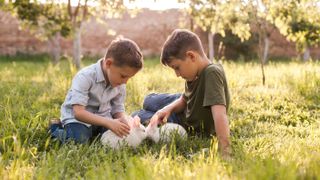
{"left": 67, "top": 0, "right": 72, "bottom": 18}
{"left": 74, "top": 0, "right": 81, "bottom": 19}
{"left": 82, "top": 0, "right": 88, "bottom": 20}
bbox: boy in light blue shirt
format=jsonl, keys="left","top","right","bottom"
{"left": 50, "top": 37, "right": 143, "bottom": 144}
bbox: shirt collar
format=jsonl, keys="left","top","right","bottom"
{"left": 96, "top": 59, "right": 106, "bottom": 83}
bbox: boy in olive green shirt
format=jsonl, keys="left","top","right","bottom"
{"left": 133, "top": 29, "right": 231, "bottom": 157}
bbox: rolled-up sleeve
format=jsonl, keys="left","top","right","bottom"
{"left": 69, "top": 73, "right": 92, "bottom": 106}
{"left": 110, "top": 86, "right": 126, "bottom": 115}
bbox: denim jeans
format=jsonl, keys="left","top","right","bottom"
{"left": 132, "top": 93, "right": 182, "bottom": 125}
{"left": 50, "top": 123, "right": 107, "bottom": 144}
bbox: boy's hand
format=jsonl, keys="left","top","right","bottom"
{"left": 118, "top": 115, "right": 132, "bottom": 126}
{"left": 220, "top": 145, "right": 232, "bottom": 161}
{"left": 151, "top": 109, "right": 170, "bottom": 125}
{"left": 109, "top": 119, "right": 130, "bottom": 138}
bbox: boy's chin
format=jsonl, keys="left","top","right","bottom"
{"left": 111, "top": 83, "right": 122, "bottom": 87}
{"left": 180, "top": 76, "right": 187, "bottom": 80}
{"left": 185, "top": 77, "right": 196, "bottom": 82}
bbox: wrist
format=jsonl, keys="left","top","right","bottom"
{"left": 218, "top": 138, "right": 231, "bottom": 153}
{"left": 102, "top": 118, "right": 114, "bottom": 129}
{"left": 161, "top": 105, "right": 173, "bottom": 114}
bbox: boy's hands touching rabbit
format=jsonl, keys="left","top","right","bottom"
{"left": 109, "top": 116, "right": 131, "bottom": 138}
{"left": 150, "top": 109, "right": 170, "bottom": 125}
{"left": 101, "top": 116, "right": 147, "bottom": 149}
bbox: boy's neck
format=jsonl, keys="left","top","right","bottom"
{"left": 101, "top": 60, "right": 110, "bottom": 86}
{"left": 196, "top": 56, "right": 211, "bottom": 76}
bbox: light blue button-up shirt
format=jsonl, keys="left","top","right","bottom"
{"left": 60, "top": 59, "right": 126, "bottom": 127}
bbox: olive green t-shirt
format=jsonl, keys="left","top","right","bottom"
{"left": 181, "top": 63, "right": 230, "bottom": 137}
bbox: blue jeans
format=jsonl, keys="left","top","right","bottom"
{"left": 50, "top": 123, "right": 107, "bottom": 144}
{"left": 132, "top": 93, "right": 182, "bottom": 125}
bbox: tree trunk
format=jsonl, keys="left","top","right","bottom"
{"left": 258, "top": 30, "right": 266, "bottom": 86}
{"left": 208, "top": 32, "right": 215, "bottom": 61}
{"left": 190, "top": 17, "right": 194, "bottom": 32}
{"left": 262, "top": 36, "right": 269, "bottom": 64}
{"left": 303, "top": 46, "right": 310, "bottom": 62}
{"left": 260, "top": 59, "right": 266, "bottom": 85}
{"left": 73, "top": 24, "right": 82, "bottom": 70}
{"left": 48, "top": 32, "right": 61, "bottom": 65}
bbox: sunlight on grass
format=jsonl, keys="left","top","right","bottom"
{"left": 0, "top": 57, "right": 319, "bottom": 179}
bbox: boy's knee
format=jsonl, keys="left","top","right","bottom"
{"left": 64, "top": 123, "right": 92, "bottom": 144}
{"left": 143, "top": 93, "right": 157, "bottom": 109}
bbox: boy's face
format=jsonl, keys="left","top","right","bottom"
{"left": 167, "top": 53, "right": 198, "bottom": 82}
{"left": 105, "top": 59, "right": 140, "bottom": 87}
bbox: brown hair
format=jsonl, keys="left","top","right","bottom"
{"left": 160, "top": 29, "right": 205, "bottom": 65}
{"left": 105, "top": 37, "right": 143, "bottom": 69}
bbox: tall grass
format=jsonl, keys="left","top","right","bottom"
{"left": 0, "top": 57, "right": 319, "bottom": 179}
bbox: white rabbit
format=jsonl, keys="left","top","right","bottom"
{"left": 159, "top": 123, "right": 187, "bottom": 143}
{"left": 146, "top": 115, "right": 187, "bottom": 143}
{"left": 100, "top": 116, "right": 147, "bottom": 149}
{"left": 145, "top": 117, "right": 160, "bottom": 143}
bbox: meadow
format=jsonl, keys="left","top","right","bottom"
{"left": 0, "top": 55, "right": 319, "bottom": 179}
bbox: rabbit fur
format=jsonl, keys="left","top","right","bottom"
{"left": 100, "top": 116, "right": 147, "bottom": 149}
{"left": 146, "top": 117, "right": 187, "bottom": 143}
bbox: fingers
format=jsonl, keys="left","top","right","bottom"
{"left": 156, "top": 114, "right": 168, "bottom": 125}
{"left": 121, "top": 122, "right": 130, "bottom": 134}
{"left": 119, "top": 116, "right": 131, "bottom": 125}
{"left": 162, "top": 116, "right": 168, "bottom": 123}
{"left": 115, "top": 122, "right": 130, "bottom": 138}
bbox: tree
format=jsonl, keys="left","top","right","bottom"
{"left": 182, "top": 0, "right": 251, "bottom": 61}
{"left": 5, "top": 1, "right": 71, "bottom": 64}
{"left": 66, "top": 0, "right": 127, "bottom": 69}
{"left": 246, "top": 0, "right": 276, "bottom": 85}
{"left": 247, "top": 0, "right": 277, "bottom": 65}
{"left": 4, "top": 0, "right": 128, "bottom": 68}
{"left": 269, "top": 0, "right": 320, "bottom": 61}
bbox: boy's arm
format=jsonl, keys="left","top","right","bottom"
{"left": 73, "top": 105, "right": 130, "bottom": 137}
{"left": 211, "top": 105, "right": 231, "bottom": 158}
{"left": 165, "top": 95, "right": 186, "bottom": 114}
{"left": 154, "top": 96, "right": 186, "bottom": 124}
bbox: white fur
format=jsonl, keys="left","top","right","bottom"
{"left": 146, "top": 120, "right": 187, "bottom": 143}
{"left": 145, "top": 120, "right": 160, "bottom": 143}
{"left": 100, "top": 116, "right": 147, "bottom": 149}
{"left": 160, "top": 123, "right": 187, "bottom": 143}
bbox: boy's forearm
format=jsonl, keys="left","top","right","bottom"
{"left": 73, "top": 105, "right": 113, "bottom": 128}
{"left": 211, "top": 105, "right": 231, "bottom": 156}
{"left": 164, "top": 96, "right": 186, "bottom": 114}
{"left": 215, "top": 116, "right": 231, "bottom": 155}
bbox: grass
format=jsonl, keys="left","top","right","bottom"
{"left": 0, "top": 56, "right": 319, "bottom": 179}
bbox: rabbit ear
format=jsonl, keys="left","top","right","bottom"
{"left": 149, "top": 114, "right": 159, "bottom": 127}
{"left": 133, "top": 115, "right": 141, "bottom": 128}
{"left": 133, "top": 115, "right": 140, "bottom": 121}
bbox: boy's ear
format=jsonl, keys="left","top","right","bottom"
{"left": 105, "top": 58, "right": 113, "bottom": 68}
{"left": 186, "top": 51, "right": 196, "bottom": 62}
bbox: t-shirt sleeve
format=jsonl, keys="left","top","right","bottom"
{"left": 203, "top": 69, "right": 226, "bottom": 107}
{"left": 111, "top": 85, "right": 126, "bottom": 115}
{"left": 182, "top": 83, "right": 187, "bottom": 101}
{"left": 69, "top": 72, "right": 92, "bottom": 106}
